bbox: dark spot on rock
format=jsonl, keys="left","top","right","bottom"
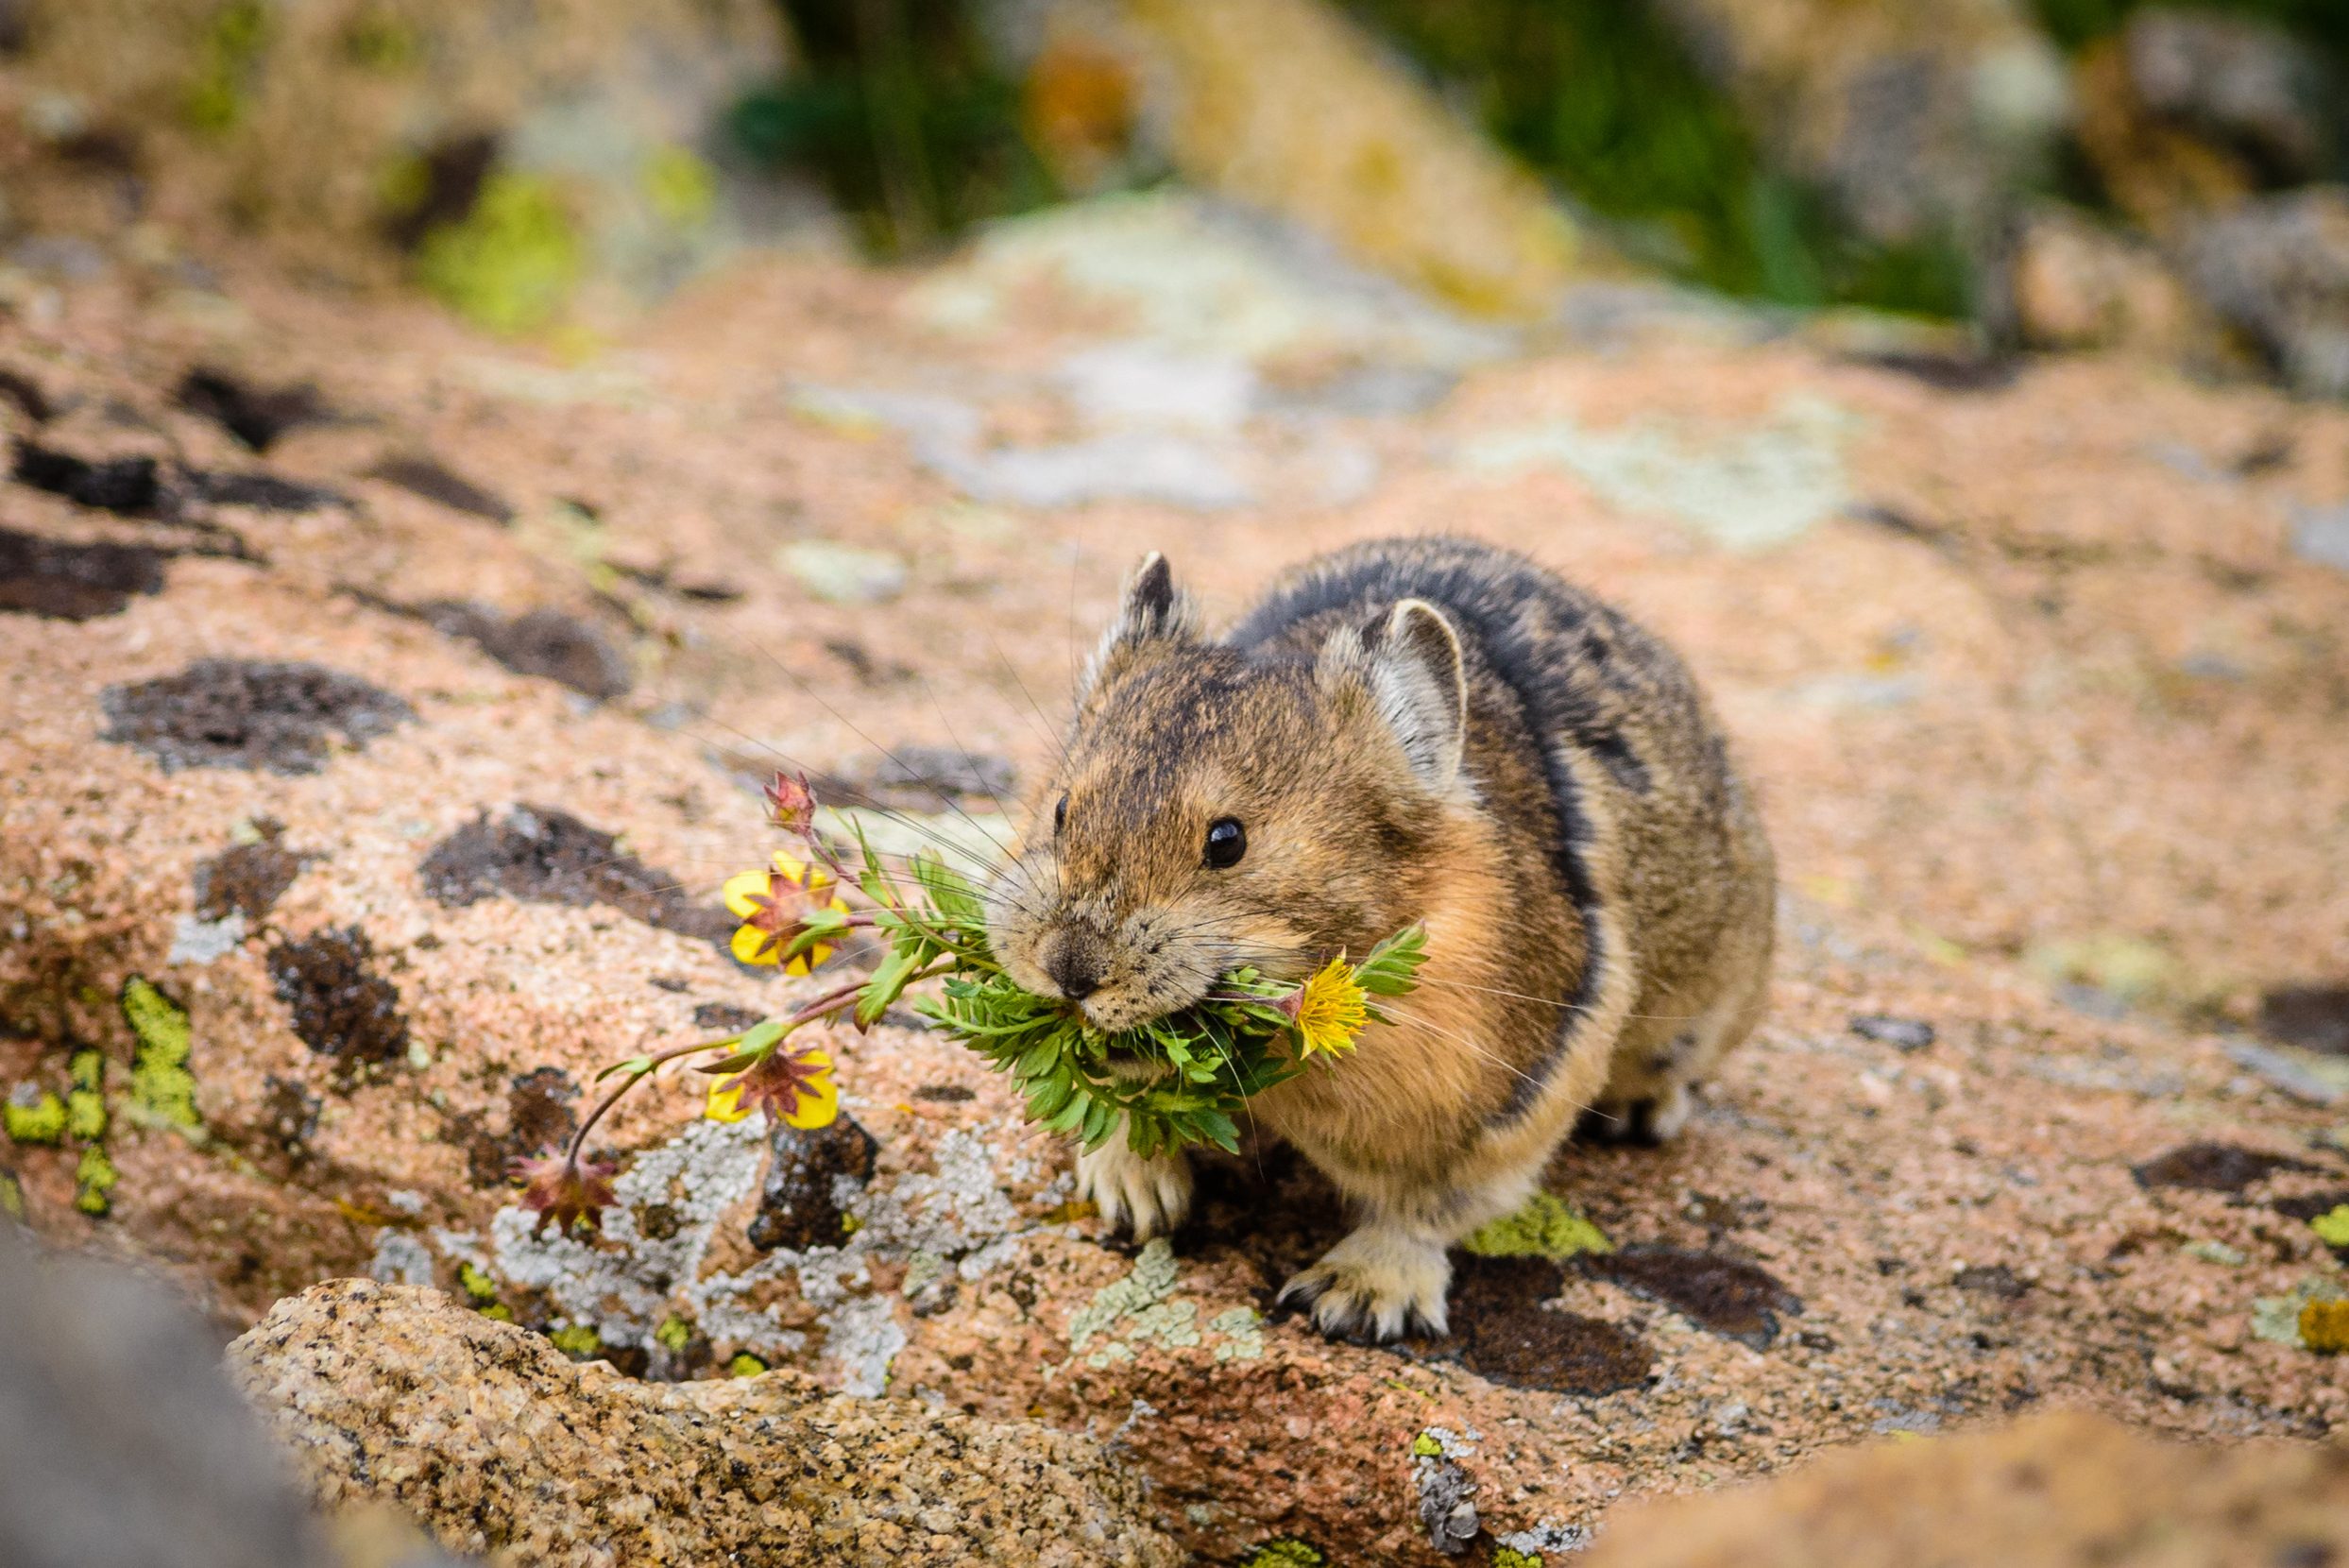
{"left": 648, "top": 975, "right": 689, "bottom": 993}
{"left": 1797, "top": 1328, "right": 1837, "bottom": 1351}
{"left": 2272, "top": 1188, "right": 2349, "bottom": 1221}
{"left": 692, "top": 1002, "right": 766, "bottom": 1033}
{"left": 1435, "top": 1255, "right": 1652, "bottom": 1395}
{"left": 2131, "top": 1142, "right": 2317, "bottom": 1193}
{"left": 173, "top": 368, "right": 332, "bottom": 452}
{"left": 102, "top": 659, "right": 415, "bottom": 775}
{"left": 266, "top": 926, "right": 409, "bottom": 1073}
{"left": 1584, "top": 1246, "right": 1803, "bottom": 1349}
{"left": 1845, "top": 501, "right": 1949, "bottom": 541}
{"left": 2258, "top": 985, "right": 2349, "bottom": 1056}
{"left": 193, "top": 826, "right": 304, "bottom": 922}
{"left": 1876, "top": 1256, "right": 1908, "bottom": 1274}
{"left": 1685, "top": 1192, "right": 1769, "bottom": 1231}
{"left": 257, "top": 1074, "right": 320, "bottom": 1159}
{"left": 179, "top": 469, "right": 348, "bottom": 513}
{"left": 1953, "top": 1264, "right": 2032, "bottom": 1302}
{"left": 610, "top": 559, "right": 744, "bottom": 604}
{"left": 911, "top": 1082, "right": 975, "bottom": 1103}
{"left": 638, "top": 1203, "right": 683, "bottom": 1241}
{"left": 2275, "top": 1542, "right": 2337, "bottom": 1568}
{"left": 56, "top": 126, "right": 140, "bottom": 175}
{"left": 506, "top": 1066, "right": 579, "bottom": 1155}
{"left": 747, "top": 1114, "right": 877, "bottom": 1252}
{"left": 1850, "top": 1014, "right": 1936, "bottom": 1052}
{"left": 0, "top": 367, "right": 54, "bottom": 422}
{"left": 366, "top": 454, "right": 513, "bottom": 523}
{"left": 417, "top": 601, "right": 630, "bottom": 700}
{"left": 417, "top": 805, "right": 729, "bottom": 945}
{"left": 813, "top": 745, "right": 1018, "bottom": 813}
{"left": 0, "top": 526, "right": 167, "bottom": 620}
{"left": 383, "top": 132, "right": 500, "bottom": 251}
{"left": 14, "top": 440, "right": 161, "bottom": 514}
{"left": 1847, "top": 349, "right": 2022, "bottom": 393}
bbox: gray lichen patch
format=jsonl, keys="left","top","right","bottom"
{"left": 417, "top": 805, "right": 726, "bottom": 944}
{"left": 101, "top": 659, "right": 415, "bottom": 775}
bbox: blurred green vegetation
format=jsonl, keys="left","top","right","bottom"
{"left": 731, "top": 0, "right": 1059, "bottom": 256}
{"left": 2030, "top": 0, "right": 2349, "bottom": 54}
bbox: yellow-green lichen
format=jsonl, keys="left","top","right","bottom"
{"left": 1492, "top": 1550, "right": 1542, "bottom": 1568}
{"left": 728, "top": 1353, "right": 769, "bottom": 1378}
{"left": 2310, "top": 1205, "right": 2349, "bottom": 1250}
{"left": 549, "top": 1324, "right": 602, "bottom": 1358}
{"left": 480, "top": 1302, "right": 515, "bottom": 1322}
{"left": 2254, "top": 1277, "right": 2345, "bottom": 1347}
{"left": 2303, "top": 1300, "right": 2349, "bottom": 1355}
{"left": 0, "top": 1170, "right": 21, "bottom": 1219}
{"left": 642, "top": 145, "right": 718, "bottom": 230}
{"left": 65, "top": 1049, "right": 107, "bottom": 1141}
{"left": 1461, "top": 1191, "right": 1613, "bottom": 1260}
{"left": 1240, "top": 1541, "right": 1326, "bottom": 1568}
{"left": 1411, "top": 1430, "right": 1444, "bottom": 1457}
{"left": 74, "top": 1145, "right": 118, "bottom": 1216}
{"left": 415, "top": 173, "right": 583, "bottom": 335}
{"left": 655, "top": 1314, "right": 693, "bottom": 1354}
{"left": 457, "top": 1262, "right": 500, "bottom": 1303}
{"left": 6, "top": 1089, "right": 66, "bottom": 1146}
{"left": 123, "top": 978, "right": 202, "bottom": 1135}
{"left": 186, "top": 0, "right": 270, "bottom": 134}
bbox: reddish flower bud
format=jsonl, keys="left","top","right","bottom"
{"left": 512, "top": 1149, "right": 620, "bottom": 1237}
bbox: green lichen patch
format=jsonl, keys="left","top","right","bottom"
{"left": 122, "top": 978, "right": 202, "bottom": 1135}
{"left": 1411, "top": 1431, "right": 1444, "bottom": 1457}
{"left": 2253, "top": 1277, "right": 2346, "bottom": 1348}
{"left": 1063, "top": 1237, "right": 1199, "bottom": 1369}
{"left": 2310, "top": 1205, "right": 2349, "bottom": 1250}
{"left": 1207, "top": 1305, "right": 1266, "bottom": 1362}
{"left": 1462, "top": 1192, "right": 1613, "bottom": 1261}
{"left": 457, "top": 1262, "right": 500, "bottom": 1303}
{"left": 74, "top": 1145, "right": 118, "bottom": 1216}
{"left": 415, "top": 173, "right": 584, "bottom": 335}
{"left": 186, "top": 0, "right": 271, "bottom": 135}
{"left": 1492, "top": 1550, "right": 1542, "bottom": 1568}
{"left": 66, "top": 1049, "right": 108, "bottom": 1141}
{"left": 6, "top": 1088, "right": 66, "bottom": 1145}
{"left": 655, "top": 1314, "right": 693, "bottom": 1354}
{"left": 0, "top": 1169, "right": 21, "bottom": 1219}
{"left": 641, "top": 145, "right": 718, "bottom": 231}
{"left": 548, "top": 1323, "right": 603, "bottom": 1359}
{"left": 727, "top": 1353, "right": 769, "bottom": 1378}
{"left": 1240, "top": 1541, "right": 1327, "bottom": 1568}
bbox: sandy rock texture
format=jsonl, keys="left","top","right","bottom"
{"left": 1585, "top": 1407, "right": 2349, "bottom": 1568}
{"left": 5, "top": 124, "right": 2349, "bottom": 1562}
{"left": 230, "top": 1278, "right": 1178, "bottom": 1568}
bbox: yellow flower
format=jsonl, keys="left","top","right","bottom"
{"left": 706, "top": 1044, "right": 839, "bottom": 1130}
{"left": 1287, "top": 956, "right": 1370, "bottom": 1061}
{"left": 722, "top": 851, "right": 848, "bottom": 975}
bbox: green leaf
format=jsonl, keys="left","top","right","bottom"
{"left": 855, "top": 943, "right": 922, "bottom": 1028}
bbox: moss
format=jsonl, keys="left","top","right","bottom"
{"left": 2309, "top": 1205, "right": 2349, "bottom": 1249}
{"left": 2301, "top": 1299, "right": 2349, "bottom": 1355}
{"left": 0, "top": 1169, "right": 21, "bottom": 1219}
{"left": 655, "top": 1314, "right": 694, "bottom": 1354}
{"left": 122, "top": 978, "right": 202, "bottom": 1136}
{"left": 1462, "top": 1192, "right": 1613, "bottom": 1261}
{"left": 549, "top": 1323, "right": 603, "bottom": 1358}
{"left": 186, "top": 0, "right": 271, "bottom": 135}
{"left": 1240, "top": 1541, "right": 1327, "bottom": 1568}
{"left": 727, "top": 1352, "right": 769, "bottom": 1377}
{"left": 5, "top": 1090, "right": 66, "bottom": 1146}
{"left": 1411, "top": 1430, "right": 1445, "bottom": 1458}
{"left": 74, "top": 1145, "right": 118, "bottom": 1216}
{"left": 457, "top": 1262, "right": 500, "bottom": 1302}
{"left": 414, "top": 174, "right": 583, "bottom": 335}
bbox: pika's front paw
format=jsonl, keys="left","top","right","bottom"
{"left": 1278, "top": 1227, "right": 1451, "bottom": 1341}
{"left": 1076, "top": 1139, "right": 1192, "bottom": 1240}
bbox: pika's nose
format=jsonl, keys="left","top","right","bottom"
{"left": 1039, "top": 928, "right": 1105, "bottom": 1000}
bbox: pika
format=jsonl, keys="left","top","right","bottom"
{"left": 985, "top": 537, "right": 1774, "bottom": 1338}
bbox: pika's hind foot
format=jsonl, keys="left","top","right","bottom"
{"left": 1278, "top": 1225, "right": 1450, "bottom": 1340}
{"left": 1576, "top": 1082, "right": 1694, "bottom": 1147}
{"left": 1077, "top": 1137, "right": 1192, "bottom": 1240}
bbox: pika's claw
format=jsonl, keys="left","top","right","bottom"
{"left": 1076, "top": 1139, "right": 1192, "bottom": 1240}
{"left": 1278, "top": 1226, "right": 1450, "bottom": 1341}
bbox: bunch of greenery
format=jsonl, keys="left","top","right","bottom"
{"left": 522, "top": 775, "right": 1425, "bottom": 1236}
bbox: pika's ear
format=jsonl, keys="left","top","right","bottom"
{"left": 1081, "top": 552, "right": 1197, "bottom": 697}
{"left": 1320, "top": 598, "right": 1468, "bottom": 788}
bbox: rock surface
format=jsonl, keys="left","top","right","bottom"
{"left": 230, "top": 1278, "right": 1179, "bottom": 1568}
{"left": 4, "top": 85, "right": 2349, "bottom": 1564}
{"left": 1584, "top": 1407, "right": 2349, "bottom": 1568}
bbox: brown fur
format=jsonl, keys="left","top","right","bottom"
{"left": 984, "top": 537, "right": 1775, "bottom": 1338}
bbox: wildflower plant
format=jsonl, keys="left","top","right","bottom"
{"left": 519, "top": 772, "right": 1425, "bottom": 1234}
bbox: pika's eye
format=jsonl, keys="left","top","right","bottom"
{"left": 1203, "top": 817, "right": 1246, "bottom": 869}
{"left": 1053, "top": 794, "right": 1069, "bottom": 835}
